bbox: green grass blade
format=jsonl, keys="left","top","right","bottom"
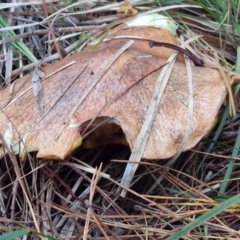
{"left": 219, "top": 46, "right": 240, "bottom": 194}
{"left": 0, "top": 16, "right": 37, "bottom": 62}
{"left": 0, "top": 229, "right": 30, "bottom": 240}
{"left": 167, "top": 194, "right": 240, "bottom": 240}
{"left": 198, "top": 49, "right": 240, "bottom": 195}
{"left": 196, "top": 107, "right": 229, "bottom": 173}
{"left": 219, "top": 127, "right": 240, "bottom": 194}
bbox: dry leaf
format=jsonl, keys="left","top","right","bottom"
{"left": 118, "top": 0, "right": 138, "bottom": 16}
{"left": 0, "top": 26, "right": 228, "bottom": 160}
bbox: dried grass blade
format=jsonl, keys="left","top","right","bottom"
{"left": 83, "top": 163, "right": 102, "bottom": 240}
{"left": 120, "top": 51, "right": 178, "bottom": 197}
{"left": 167, "top": 55, "right": 194, "bottom": 162}
{"left": 0, "top": 133, "right": 42, "bottom": 235}
{"left": 209, "top": 56, "right": 235, "bottom": 115}
{"left": 61, "top": 162, "right": 110, "bottom": 179}
{"left": 146, "top": 38, "right": 203, "bottom": 194}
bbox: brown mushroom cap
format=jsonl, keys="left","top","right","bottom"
{"left": 0, "top": 44, "right": 226, "bottom": 159}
